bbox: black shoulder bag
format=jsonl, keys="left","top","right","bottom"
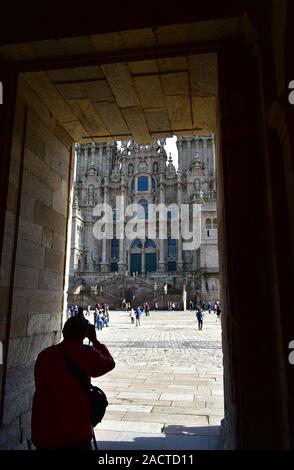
{"left": 58, "top": 345, "right": 108, "bottom": 427}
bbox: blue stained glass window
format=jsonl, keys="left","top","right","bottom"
{"left": 111, "top": 262, "right": 118, "bottom": 272}
{"left": 168, "top": 238, "right": 176, "bottom": 257}
{"left": 144, "top": 239, "right": 156, "bottom": 248}
{"left": 111, "top": 239, "right": 119, "bottom": 258}
{"left": 168, "top": 261, "right": 177, "bottom": 272}
{"left": 138, "top": 176, "right": 148, "bottom": 191}
{"left": 131, "top": 239, "right": 143, "bottom": 249}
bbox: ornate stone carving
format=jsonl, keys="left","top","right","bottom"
{"left": 165, "top": 153, "right": 176, "bottom": 179}
{"left": 110, "top": 164, "right": 121, "bottom": 182}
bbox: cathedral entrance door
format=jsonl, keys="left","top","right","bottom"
{"left": 131, "top": 253, "right": 142, "bottom": 274}
{"left": 145, "top": 253, "right": 157, "bottom": 273}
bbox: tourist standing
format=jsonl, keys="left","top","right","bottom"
{"left": 195, "top": 306, "right": 204, "bottom": 330}
{"left": 135, "top": 307, "right": 142, "bottom": 326}
{"left": 130, "top": 308, "right": 135, "bottom": 324}
{"left": 216, "top": 301, "right": 221, "bottom": 321}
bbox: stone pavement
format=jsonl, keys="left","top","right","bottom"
{"left": 90, "top": 309, "right": 224, "bottom": 450}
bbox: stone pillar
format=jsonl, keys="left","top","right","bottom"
{"left": 100, "top": 177, "right": 110, "bottom": 272}
{"left": 203, "top": 137, "right": 208, "bottom": 168}
{"left": 211, "top": 138, "right": 216, "bottom": 178}
{"left": 177, "top": 173, "right": 183, "bottom": 272}
{"left": 177, "top": 138, "right": 183, "bottom": 173}
{"left": 75, "top": 144, "right": 82, "bottom": 180}
{"left": 158, "top": 173, "right": 166, "bottom": 272}
{"left": 186, "top": 138, "right": 191, "bottom": 174}
{"left": 195, "top": 137, "right": 199, "bottom": 157}
{"left": 90, "top": 142, "right": 96, "bottom": 168}
{"left": 98, "top": 144, "right": 103, "bottom": 175}
{"left": 218, "top": 41, "right": 290, "bottom": 449}
{"left": 128, "top": 249, "right": 131, "bottom": 275}
{"left": 106, "top": 145, "right": 112, "bottom": 176}
{"left": 142, "top": 245, "right": 145, "bottom": 275}
{"left": 118, "top": 177, "right": 127, "bottom": 273}
{"left": 83, "top": 146, "right": 88, "bottom": 174}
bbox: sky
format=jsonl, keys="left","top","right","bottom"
{"left": 164, "top": 136, "right": 178, "bottom": 169}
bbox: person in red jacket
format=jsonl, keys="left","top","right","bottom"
{"left": 31, "top": 314, "right": 115, "bottom": 450}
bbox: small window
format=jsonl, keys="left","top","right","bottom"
{"left": 111, "top": 262, "right": 118, "bottom": 272}
{"left": 168, "top": 238, "right": 176, "bottom": 258}
{"left": 213, "top": 218, "right": 217, "bottom": 228}
{"left": 128, "top": 163, "right": 134, "bottom": 176}
{"left": 138, "top": 176, "right": 149, "bottom": 192}
{"left": 207, "top": 230, "right": 210, "bottom": 237}
{"left": 153, "top": 162, "right": 158, "bottom": 174}
{"left": 152, "top": 177, "right": 156, "bottom": 192}
{"left": 206, "top": 218, "right": 212, "bottom": 229}
{"left": 111, "top": 239, "right": 119, "bottom": 258}
{"left": 168, "top": 261, "right": 177, "bottom": 272}
{"left": 112, "top": 208, "right": 117, "bottom": 220}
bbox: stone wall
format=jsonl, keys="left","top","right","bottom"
{"left": 0, "top": 77, "right": 74, "bottom": 449}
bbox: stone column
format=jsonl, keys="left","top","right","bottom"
{"left": 141, "top": 244, "right": 145, "bottom": 275}
{"left": 196, "top": 137, "right": 199, "bottom": 157}
{"left": 128, "top": 249, "right": 132, "bottom": 275}
{"left": 118, "top": 176, "right": 127, "bottom": 273}
{"left": 177, "top": 138, "right": 183, "bottom": 173}
{"left": 158, "top": 173, "right": 166, "bottom": 272}
{"left": 177, "top": 173, "right": 183, "bottom": 272}
{"left": 203, "top": 137, "right": 208, "bottom": 167}
{"left": 186, "top": 138, "right": 191, "bottom": 173}
{"left": 106, "top": 145, "right": 112, "bottom": 176}
{"left": 100, "top": 176, "right": 110, "bottom": 272}
{"left": 98, "top": 144, "right": 103, "bottom": 174}
{"left": 83, "top": 146, "right": 89, "bottom": 174}
{"left": 211, "top": 138, "right": 216, "bottom": 178}
{"left": 90, "top": 142, "right": 96, "bottom": 168}
{"left": 75, "top": 144, "right": 82, "bottom": 180}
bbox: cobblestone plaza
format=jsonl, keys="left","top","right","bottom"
{"left": 91, "top": 309, "right": 224, "bottom": 450}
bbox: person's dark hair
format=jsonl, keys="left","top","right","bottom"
{"left": 62, "top": 316, "right": 88, "bottom": 341}
{"left": 77, "top": 306, "right": 84, "bottom": 316}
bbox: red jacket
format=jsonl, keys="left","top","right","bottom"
{"left": 31, "top": 339, "right": 115, "bottom": 448}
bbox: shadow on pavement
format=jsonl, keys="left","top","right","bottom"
{"left": 94, "top": 425, "right": 223, "bottom": 450}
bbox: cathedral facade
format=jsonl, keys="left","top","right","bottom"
{"left": 69, "top": 136, "right": 219, "bottom": 308}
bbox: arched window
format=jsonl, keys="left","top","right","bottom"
{"left": 152, "top": 177, "right": 156, "bottom": 192}
{"left": 131, "top": 239, "right": 143, "bottom": 249}
{"left": 206, "top": 218, "right": 212, "bottom": 229}
{"left": 128, "top": 163, "right": 134, "bottom": 176}
{"left": 112, "top": 208, "right": 117, "bottom": 220}
{"left": 111, "top": 239, "right": 119, "bottom": 258}
{"left": 130, "top": 178, "right": 135, "bottom": 193}
{"left": 213, "top": 218, "right": 217, "bottom": 228}
{"left": 168, "top": 238, "right": 176, "bottom": 257}
{"left": 138, "top": 176, "right": 149, "bottom": 192}
{"left": 138, "top": 199, "right": 148, "bottom": 219}
{"left": 153, "top": 162, "right": 158, "bottom": 174}
{"left": 144, "top": 239, "right": 156, "bottom": 248}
